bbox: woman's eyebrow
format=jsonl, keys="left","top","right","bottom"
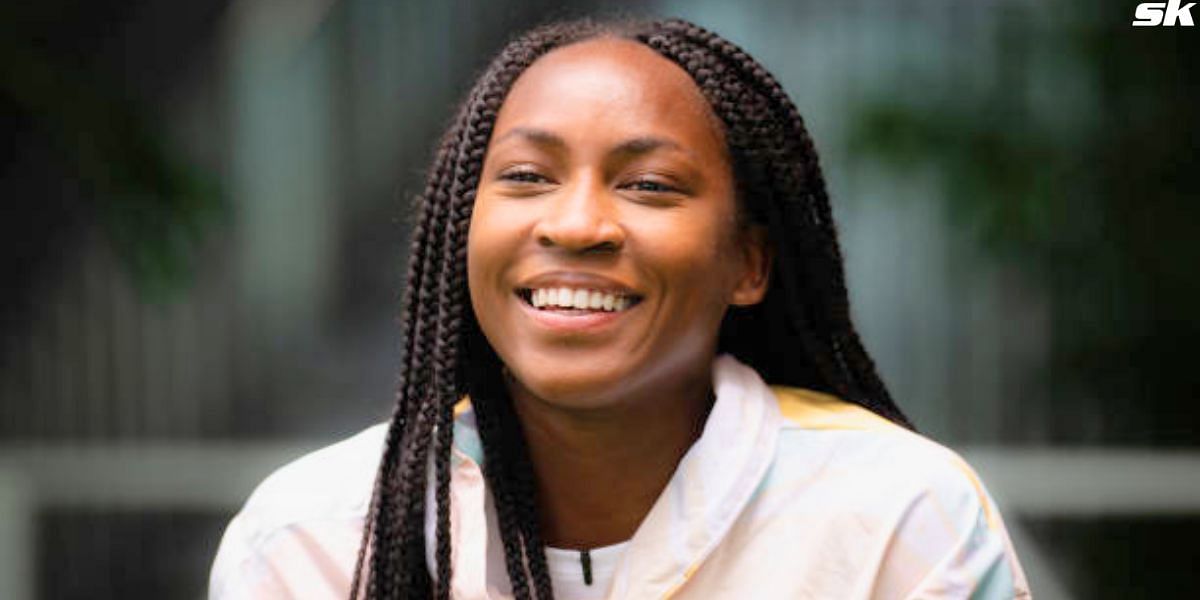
{"left": 491, "top": 127, "right": 566, "bottom": 151}
{"left": 610, "top": 136, "right": 694, "bottom": 160}
{"left": 491, "top": 127, "right": 694, "bottom": 160}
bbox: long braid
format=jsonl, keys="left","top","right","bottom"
{"left": 376, "top": 103, "right": 472, "bottom": 598}
{"left": 349, "top": 123, "right": 459, "bottom": 599}
{"left": 355, "top": 114, "right": 471, "bottom": 598}
{"left": 358, "top": 16, "right": 913, "bottom": 600}
{"left": 425, "top": 64, "right": 507, "bottom": 598}
{"left": 432, "top": 398, "right": 454, "bottom": 599}
{"left": 471, "top": 362, "right": 536, "bottom": 600}
{"left": 421, "top": 124, "right": 475, "bottom": 600}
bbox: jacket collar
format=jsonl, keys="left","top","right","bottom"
{"left": 441, "top": 355, "right": 783, "bottom": 598}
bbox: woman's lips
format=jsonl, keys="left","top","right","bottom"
{"left": 513, "top": 289, "right": 641, "bottom": 332}
{"left": 516, "top": 287, "right": 641, "bottom": 312}
{"left": 517, "top": 272, "right": 641, "bottom": 299}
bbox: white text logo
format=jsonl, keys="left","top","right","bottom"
{"left": 1133, "top": 1, "right": 1196, "bottom": 26}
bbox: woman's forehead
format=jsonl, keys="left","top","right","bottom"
{"left": 491, "top": 37, "right": 725, "bottom": 154}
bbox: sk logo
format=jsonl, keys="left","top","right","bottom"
{"left": 1133, "top": 0, "right": 1197, "bottom": 26}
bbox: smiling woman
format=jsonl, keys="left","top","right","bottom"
{"left": 209, "top": 18, "right": 1029, "bottom": 600}
{"left": 470, "top": 38, "right": 763, "bottom": 414}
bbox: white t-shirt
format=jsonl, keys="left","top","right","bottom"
{"left": 545, "top": 542, "right": 630, "bottom": 600}
{"left": 210, "top": 355, "right": 1030, "bottom": 599}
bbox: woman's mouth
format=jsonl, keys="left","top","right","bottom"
{"left": 516, "top": 287, "right": 643, "bottom": 313}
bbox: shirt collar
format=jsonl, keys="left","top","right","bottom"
{"left": 443, "top": 354, "right": 783, "bottom": 598}
{"left": 610, "top": 354, "right": 782, "bottom": 598}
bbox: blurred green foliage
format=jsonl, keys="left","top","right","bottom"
{"left": 848, "top": 4, "right": 1199, "bottom": 443}
{"left": 1, "top": 5, "right": 226, "bottom": 304}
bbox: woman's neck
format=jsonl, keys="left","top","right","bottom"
{"left": 509, "top": 370, "right": 714, "bottom": 549}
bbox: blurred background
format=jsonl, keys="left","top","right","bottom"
{"left": 2, "top": 0, "right": 1197, "bottom": 597}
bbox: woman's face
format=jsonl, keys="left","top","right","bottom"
{"left": 467, "top": 37, "right": 769, "bottom": 409}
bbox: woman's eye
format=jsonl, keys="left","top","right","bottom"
{"left": 499, "top": 170, "right": 551, "bottom": 184}
{"left": 623, "top": 179, "right": 678, "bottom": 194}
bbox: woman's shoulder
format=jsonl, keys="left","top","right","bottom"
{"left": 769, "top": 385, "right": 978, "bottom": 481}
{"left": 770, "top": 385, "right": 910, "bottom": 435}
{"left": 237, "top": 422, "right": 388, "bottom": 530}
{"left": 765, "top": 385, "right": 1008, "bottom": 538}
{"left": 210, "top": 423, "right": 388, "bottom": 597}
{"left": 721, "top": 387, "right": 1029, "bottom": 598}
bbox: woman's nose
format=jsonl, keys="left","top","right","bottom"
{"left": 532, "top": 182, "right": 625, "bottom": 253}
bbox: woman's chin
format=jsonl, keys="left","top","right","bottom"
{"left": 508, "top": 367, "right": 634, "bottom": 412}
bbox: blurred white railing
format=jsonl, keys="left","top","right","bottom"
{"left": 4, "top": 445, "right": 1200, "bottom": 599}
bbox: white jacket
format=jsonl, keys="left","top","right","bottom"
{"left": 211, "top": 355, "right": 1030, "bottom": 599}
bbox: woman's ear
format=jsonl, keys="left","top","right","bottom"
{"left": 730, "top": 225, "right": 772, "bottom": 306}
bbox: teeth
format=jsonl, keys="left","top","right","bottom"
{"left": 526, "top": 287, "right": 635, "bottom": 312}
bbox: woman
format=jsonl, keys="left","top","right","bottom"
{"left": 211, "top": 18, "right": 1029, "bottom": 600}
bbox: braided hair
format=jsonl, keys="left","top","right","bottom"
{"left": 351, "top": 17, "right": 912, "bottom": 600}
